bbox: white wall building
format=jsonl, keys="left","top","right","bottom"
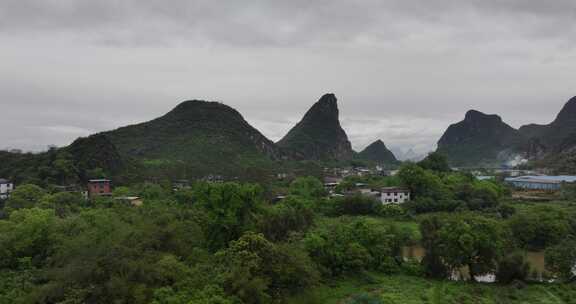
{"left": 381, "top": 187, "right": 411, "bottom": 204}
{"left": 0, "top": 179, "right": 14, "bottom": 200}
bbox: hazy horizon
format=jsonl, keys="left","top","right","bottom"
{"left": 2, "top": 0, "right": 575, "bottom": 154}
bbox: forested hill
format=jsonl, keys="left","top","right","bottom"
{"left": 520, "top": 96, "right": 576, "bottom": 148}
{"left": 0, "top": 100, "right": 286, "bottom": 184}
{"left": 519, "top": 96, "right": 576, "bottom": 172}
{"left": 277, "top": 93, "right": 354, "bottom": 161}
{"left": 0, "top": 134, "right": 129, "bottom": 185}
{"left": 357, "top": 140, "right": 399, "bottom": 165}
{"left": 102, "top": 100, "right": 284, "bottom": 178}
{"left": 437, "top": 110, "right": 526, "bottom": 167}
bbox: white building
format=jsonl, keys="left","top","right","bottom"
{"left": 0, "top": 178, "right": 14, "bottom": 200}
{"left": 381, "top": 187, "right": 411, "bottom": 204}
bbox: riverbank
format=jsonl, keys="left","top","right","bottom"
{"left": 284, "top": 273, "right": 576, "bottom": 304}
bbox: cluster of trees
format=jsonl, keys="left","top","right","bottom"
{"left": 1, "top": 158, "right": 575, "bottom": 303}
{"left": 0, "top": 178, "right": 416, "bottom": 303}
{"left": 419, "top": 211, "right": 576, "bottom": 284}
{"left": 398, "top": 154, "right": 509, "bottom": 215}
{"left": 0, "top": 135, "right": 126, "bottom": 187}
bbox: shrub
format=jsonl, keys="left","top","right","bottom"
{"left": 496, "top": 252, "right": 530, "bottom": 284}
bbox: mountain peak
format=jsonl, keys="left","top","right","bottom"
{"left": 317, "top": 93, "right": 337, "bottom": 105}
{"left": 553, "top": 96, "right": 576, "bottom": 124}
{"left": 437, "top": 109, "right": 523, "bottom": 166}
{"left": 167, "top": 100, "right": 238, "bottom": 118}
{"left": 302, "top": 93, "right": 339, "bottom": 122}
{"left": 358, "top": 139, "right": 398, "bottom": 164}
{"left": 464, "top": 110, "right": 501, "bottom": 122}
{"left": 277, "top": 94, "right": 353, "bottom": 160}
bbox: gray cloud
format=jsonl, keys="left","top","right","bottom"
{"left": 1, "top": 0, "right": 575, "bottom": 46}
{"left": 1, "top": 0, "right": 575, "bottom": 153}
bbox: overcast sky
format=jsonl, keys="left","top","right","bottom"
{"left": 1, "top": 0, "right": 575, "bottom": 156}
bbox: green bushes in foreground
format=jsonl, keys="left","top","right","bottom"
{"left": 0, "top": 176, "right": 574, "bottom": 304}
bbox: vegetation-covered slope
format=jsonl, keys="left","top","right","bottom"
{"left": 519, "top": 96, "right": 576, "bottom": 172}
{"left": 437, "top": 110, "right": 526, "bottom": 167}
{"left": 288, "top": 274, "right": 576, "bottom": 304}
{"left": 0, "top": 134, "right": 127, "bottom": 185}
{"left": 1, "top": 158, "right": 575, "bottom": 303}
{"left": 520, "top": 96, "right": 576, "bottom": 149}
{"left": 277, "top": 94, "right": 354, "bottom": 161}
{"left": 103, "top": 100, "right": 283, "bottom": 177}
{"left": 357, "top": 140, "right": 399, "bottom": 165}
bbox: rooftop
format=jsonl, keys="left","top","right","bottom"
{"left": 381, "top": 187, "right": 410, "bottom": 193}
{"left": 88, "top": 179, "right": 111, "bottom": 183}
{"left": 0, "top": 178, "right": 11, "bottom": 184}
{"left": 505, "top": 175, "right": 576, "bottom": 184}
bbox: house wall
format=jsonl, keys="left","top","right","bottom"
{"left": 88, "top": 182, "right": 111, "bottom": 197}
{"left": 381, "top": 191, "right": 410, "bottom": 204}
{"left": 0, "top": 182, "right": 14, "bottom": 199}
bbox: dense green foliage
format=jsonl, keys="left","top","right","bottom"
{"left": 104, "top": 100, "right": 284, "bottom": 179}
{"left": 545, "top": 239, "right": 576, "bottom": 282}
{"left": 417, "top": 152, "right": 451, "bottom": 173}
{"left": 0, "top": 135, "right": 131, "bottom": 187}
{"left": 0, "top": 168, "right": 574, "bottom": 303}
{"left": 286, "top": 274, "right": 576, "bottom": 304}
{"left": 508, "top": 205, "right": 575, "bottom": 249}
{"left": 397, "top": 163, "right": 507, "bottom": 214}
{"left": 496, "top": 252, "right": 530, "bottom": 284}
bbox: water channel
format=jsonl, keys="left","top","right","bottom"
{"left": 402, "top": 246, "right": 548, "bottom": 282}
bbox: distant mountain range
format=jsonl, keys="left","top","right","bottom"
{"left": 390, "top": 147, "right": 428, "bottom": 162}
{"left": 436, "top": 96, "right": 576, "bottom": 171}
{"left": 437, "top": 110, "right": 526, "bottom": 167}
{"left": 3, "top": 93, "right": 576, "bottom": 184}
{"left": 0, "top": 93, "right": 401, "bottom": 184}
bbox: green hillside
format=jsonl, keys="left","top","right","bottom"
{"left": 437, "top": 110, "right": 526, "bottom": 167}
{"left": 278, "top": 94, "right": 354, "bottom": 161}
{"left": 358, "top": 140, "right": 399, "bottom": 166}
{"left": 103, "top": 100, "right": 283, "bottom": 178}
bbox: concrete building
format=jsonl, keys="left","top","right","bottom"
{"left": 0, "top": 179, "right": 14, "bottom": 200}
{"left": 88, "top": 179, "right": 112, "bottom": 197}
{"left": 381, "top": 187, "right": 411, "bottom": 204}
{"left": 173, "top": 179, "right": 191, "bottom": 191}
{"left": 505, "top": 175, "right": 576, "bottom": 191}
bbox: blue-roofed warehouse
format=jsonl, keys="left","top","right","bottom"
{"left": 505, "top": 176, "right": 576, "bottom": 191}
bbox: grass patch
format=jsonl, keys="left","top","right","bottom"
{"left": 284, "top": 274, "right": 576, "bottom": 304}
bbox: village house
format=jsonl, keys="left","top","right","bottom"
{"left": 354, "top": 167, "right": 372, "bottom": 177}
{"left": 173, "top": 179, "right": 191, "bottom": 191}
{"left": 0, "top": 178, "right": 14, "bottom": 200}
{"left": 203, "top": 174, "right": 224, "bottom": 183}
{"left": 505, "top": 175, "right": 576, "bottom": 191}
{"left": 340, "top": 184, "right": 381, "bottom": 199}
{"left": 87, "top": 179, "right": 112, "bottom": 198}
{"left": 324, "top": 176, "right": 343, "bottom": 193}
{"left": 381, "top": 187, "right": 411, "bottom": 204}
